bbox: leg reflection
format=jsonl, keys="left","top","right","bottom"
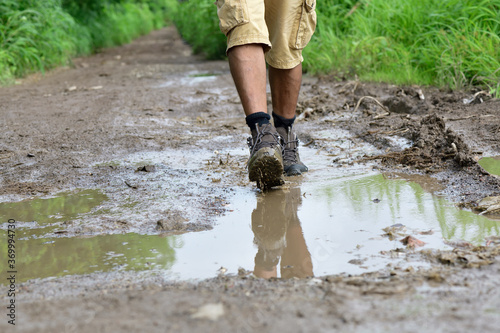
{"left": 252, "top": 187, "right": 313, "bottom": 279}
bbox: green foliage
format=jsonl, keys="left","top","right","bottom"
{"left": 3, "top": 0, "right": 498, "bottom": 95}
{"left": 303, "top": 0, "right": 500, "bottom": 95}
{"left": 63, "top": 0, "right": 178, "bottom": 52}
{"left": 0, "top": 0, "right": 178, "bottom": 84}
{"left": 173, "top": 0, "right": 500, "bottom": 95}
{"left": 174, "top": 0, "right": 226, "bottom": 59}
{"left": 0, "top": 0, "right": 77, "bottom": 82}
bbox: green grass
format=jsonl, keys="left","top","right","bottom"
{"left": 3, "top": 0, "right": 499, "bottom": 96}
{"left": 174, "top": 0, "right": 226, "bottom": 59}
{"left": 0, "top": 0, "right": 177, "bottom": 84}
{"left": 0, "top": 0, "right": 77, "bottom": 82}
{"left": 64, "top": 0, "right": 178, "bottom": 53}
{"left": 303, "top": 0, "right": 500, "bottom": 95}
{"left": 174, "top": 0, "right": 500, "bottom": 96}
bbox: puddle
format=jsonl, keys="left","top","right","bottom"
{"left": 0, "top": 233, "right": 180, "bottom": 282}
{"left": 189, "top": 73, "right": 222, "bottom": 78}
{"left": 0, "top": 189, "right": 107, "bottom": 229}
{"left": 175, "top": 153, "right": 499, "bottom": 279}
{"left": 156, "top": 71, "right": 219, "bottom": 88}
{"left": 479, "top": 156, "right": 500, "bottom": 176}
{"left": 2, "top": 150, "right": 500, "bottom": 283}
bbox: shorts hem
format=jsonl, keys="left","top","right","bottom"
{"left": 227, "top": 35, "right": 272, "bottom": 54}
{"left": 265, "top": 56, "right": 303, "bottom": 70}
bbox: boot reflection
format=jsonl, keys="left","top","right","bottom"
{"left": 252, "top": 187, "right": 313, "bottom": 279}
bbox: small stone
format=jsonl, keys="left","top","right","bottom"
{"left": 191, "top": 303, "right": 225, "bottom": 321}
{"left": 125, "top": 180, "right": 138, "bottom": 189}
{"left": 156, "top": 218, "right": 185, "bottom": 231}
{"left": 400, "top": 235, "right": 425, "bottom": 248}
{"left": 137, "top": 165, "right": 156, "bottom": 172}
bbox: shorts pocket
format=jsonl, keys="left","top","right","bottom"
{"left": 290, "top": 0, "right": 317, "bottom": 50}
{"left": 215, "top": 0, "right": 250, "bottom": 36}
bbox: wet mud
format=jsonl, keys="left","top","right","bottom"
{"left": 1, "top": 26, "right": 500, "bottom": 332}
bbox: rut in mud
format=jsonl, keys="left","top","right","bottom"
{"left": 1, "top": 26, "right": 500, "bottom": 332}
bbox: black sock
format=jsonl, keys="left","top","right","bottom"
{"left": 272, "top": 112, "right": 295, "bottom": 129}
{"left": 246, "top": 112, "right": 271, "bottom": 130}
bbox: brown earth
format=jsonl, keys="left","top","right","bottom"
{"left": 1, "top": 26, "right": 500, "bottom": 332}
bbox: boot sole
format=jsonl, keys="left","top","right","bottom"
{"left": 248, "top": 148, "right": 284, "bottom": 190}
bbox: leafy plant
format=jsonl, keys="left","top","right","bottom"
{"left": 174, "top": 1, "right": 226, "bottom": 59}
{"left": 0, "top": 0, "right": 178, "bottom": 84}
{"left": 304, "top": 0, "right": 500, "bottom": 95}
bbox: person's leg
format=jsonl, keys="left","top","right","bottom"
{"left": 270, "top": 63, "right": 309, "bottom": 176}
{"left": 264, "top": 0, "right": 317, "bottom": 176}
{"left": 228, "top": 44, "right": 284, "bottom": 189}
{"left": 268, "top": 64, "right": 302, "bottom": 119}
{"left": 228, "top": 44, "right": 267, "bottom": 117}
{"left": 269, "top": 63, "right": 308, "bottom": 175}
{"left": 217, "top": 0, "right": 284, "bottom": 189}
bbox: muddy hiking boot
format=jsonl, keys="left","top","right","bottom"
{"left": 276, "top": 126, "right": 308, "bottom": 176}
{"left": 247, "top": 123, "right": 285, "bottom": 190}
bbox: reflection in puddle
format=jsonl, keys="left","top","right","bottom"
{"left": 156, "top": 73, "right": 218, "bottom": 88}
{"left": 2, "top": 149, "right": 500, "bottom": 282}
{"left": 164, "top": 167, "right": 500, "bottom": 279}
{"left": 0, "top": 190, "right": 107, "bottom": 228}
{"left": 479, "top": 156, "right": 500, "bottom": 176}
{"left": 0, "top": 233, "right": 180, "bottom": 282}
{"left": 0, "top": 190, "right": 181, "bottom": 283}
{"left": 252, "top": 188, "right": 312, "bottom": 279}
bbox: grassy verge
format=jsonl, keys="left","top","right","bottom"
{"left": 0, "top": 0, "right": 177, "bottom": 84}
{"left": 304, "top": 0, "right": 500, "bottom": 96}
{"left": 4, "top": 0, "right": 499, "bottom": 96}
{"left": 173, "top": 0, "right": 226, "bottom": 59}
{"left": 175, "top": 0, "right": 500, "bottom": 96}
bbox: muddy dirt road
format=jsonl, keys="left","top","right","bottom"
{"left": 1, "top": 26, "right": 500, "bottom": 332}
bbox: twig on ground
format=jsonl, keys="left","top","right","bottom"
{"left": 353, "top": 96, "right": 390, "bottom": 115}
{"left": 445, "top": 114, "right": 495, "bottom": 121}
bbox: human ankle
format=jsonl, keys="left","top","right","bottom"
{"left": 246, "top": 112, "right": 271, "bottom": 130}
{"left": 272, "top": 112, "right": 295, "bottom": 129}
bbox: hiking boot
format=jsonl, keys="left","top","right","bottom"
{"left": 247, "top": 123, "right": 285, "bottom": 189}
{"left": 276, "top": 126, "right": 308, "bottom": 176}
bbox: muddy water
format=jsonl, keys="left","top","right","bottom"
{"left": 0, "top": 189, "right": 107, "bottom": 233}
{"left": 176, "top": 147, "right": 500, "bottom": 279}
{"left": 2, "top": 148, "right": 500, "bottom": 283}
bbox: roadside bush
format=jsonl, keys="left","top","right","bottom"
{"left": 0, "top": 0, "right": 177, "bottom": 84}
{"left": 0, "top": 0, "right": 77, "bottom": 82}
{"left": 303, "top": 0, "right": 500, "bottom": 95}
{"left": 174, "top": 1, "right": 226, "bottom": 59}
{"left": 174, "top": 0, "right": 500, "bottom": 96}
{"left": 62, "top": 0, "right": 178, "bottom": 52}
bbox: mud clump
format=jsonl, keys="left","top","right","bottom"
{"left": 474, "top": 196, "right": 500, "bottom": 217}
{"left": 381, "top": 114, "right": 475, "bottom": 171}
{"left": 156, "top": 210, "right": 212, "bottom": 234}
{"left": 381, "top": 94, "right": 431, "bottom": 115}
{"left": 136, "top": 165, "right": 156, "bottom": 172}
{"left": 421, "top": 245, "right": 500, "bottom": 268}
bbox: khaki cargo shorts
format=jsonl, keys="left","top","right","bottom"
{"left": 215, "top": 0, "right": 317, "bottom": 69}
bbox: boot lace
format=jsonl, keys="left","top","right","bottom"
{"left": 247, "top": 123, "right": 282, "bottom": 157}
{"left": 282, "top": 137, "right": 299, "bottom": 164}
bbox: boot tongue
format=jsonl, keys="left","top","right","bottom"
{"left": 277, "top": 127, "right": 296, "bottom": 149}
{"left": 251, "top": 123, "right": 281, "bottom": 150}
